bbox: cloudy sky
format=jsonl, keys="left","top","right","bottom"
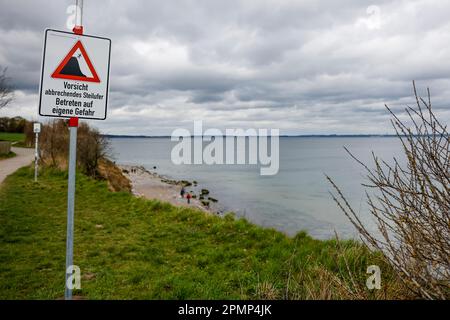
{"left": 1, "top": 0, "right": 449, "bottom": 135}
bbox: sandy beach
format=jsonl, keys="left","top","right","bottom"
{"left": 120, "top": 165, "right": 213, "bottom": 213}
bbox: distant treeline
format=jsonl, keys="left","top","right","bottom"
{"left": 0, "top": 116, "right": 31, "bottom": 133}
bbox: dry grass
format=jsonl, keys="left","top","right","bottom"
{"left": 276, "top": 237, "right": 409, "bottom": 300}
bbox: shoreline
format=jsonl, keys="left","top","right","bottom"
{"left": 119, "top": 164, "right": 221, "bottom": 214}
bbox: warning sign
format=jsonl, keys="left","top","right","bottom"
{"left": 51, "top": 40, "right": 100, "bottom": 83}
{"left": 39, "top": 29, "right": 111, "bottom": 120}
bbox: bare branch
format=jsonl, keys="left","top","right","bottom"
{"left": 0, "top": 67, "right": 14, "bottom": 109}
{"left": 328, "top": 82, "right": 450, "bottom": 299}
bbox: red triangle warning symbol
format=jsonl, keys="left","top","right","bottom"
{"left": 51, "top": 40, "right": 100, "bottom": 83}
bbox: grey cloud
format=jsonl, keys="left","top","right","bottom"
{"left": 0, "top": 0, "right": 449, "bottom": 135}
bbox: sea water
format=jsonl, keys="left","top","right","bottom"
{"left": 109, "top": 137, "right": 404, "bottom": 239}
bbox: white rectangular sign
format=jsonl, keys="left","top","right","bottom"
{"left": 38, "top": 29, "right": 111, "bottom": 120}
{"left": 33, "top": 123, "right": 41, "bottom": 133}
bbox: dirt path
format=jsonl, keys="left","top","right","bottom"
{"left": 0, "top": 147, "right": 34, "bottom": 185}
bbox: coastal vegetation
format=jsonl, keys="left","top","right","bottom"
{"left": 328, "top": 83, "right": 450, "bottom": 299}
{"left": 20, "top": 119, "right": 130, "bottom": 193}
{"left": 0, "top": 166, "right": 406, "bottom": 299}
{"left": 30, "top": 120, "right": 108, "bottom": 176}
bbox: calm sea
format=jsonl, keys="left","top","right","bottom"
{"left": 109, "top": 137, "right": 404, "bottom": 239}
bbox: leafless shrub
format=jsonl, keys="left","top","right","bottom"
{"left": 38, "top": 120, "right": 69, "bottom": 167}
{"left": 77, "top": 122, "right": 110, "bottom": 177}
{"left": 0, "top": 67, "right": 13, "bottom": 110}
{"left": 23, "top": 121, "right": 34, "bottom": 147}
{"left": 36, "top": 119, "right": 110, "bottom": 177}
{"left": 327, "top": 82, "right": 450, "bottom": 299}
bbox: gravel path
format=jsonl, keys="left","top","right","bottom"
{"left": 0, "top": 147, "right": 34, "bottom": 185}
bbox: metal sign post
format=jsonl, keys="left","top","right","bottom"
{"left": 65, "top": 117, "right": 78, "bottom": 300}
{"left": 38, "top": 0, "right": 110, "bottom": 300}
{"left": 65, "top": 0, "right": 83, "bottom": 300}
{"left": 33, "top": 123, "right": 41, "bottom": 182}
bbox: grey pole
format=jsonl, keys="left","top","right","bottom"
{"left": 65, "top": 120, "right": 78, "bottom": 300}
{"left": 34, "top": 132, "right": 39, "bottom": 182}
{"left": 65, "top": 0, "right": 83, "bottom": 300}
{"left": 79, "top": 0, "right": 83, "bottom": 27}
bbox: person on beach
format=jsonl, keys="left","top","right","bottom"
{"left": 186, "top": 192, "right": 192, "bottom": 204}
{"left": 180, "top": 187, "right": 186, "bottom": 198}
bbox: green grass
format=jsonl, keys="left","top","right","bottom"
{"left": 0, "top": 132, "right": 25, "bottom": 142}
{"left": 0, "top": 151, "right": 16, "bottom": 160}
{"left": 0, "top": 167, "right": 401, "bottom": 300}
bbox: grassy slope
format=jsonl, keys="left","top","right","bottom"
{"left": 0, "top": 167, "right": 399, "bottom": 299}
{"left": 0, "top": 132, "right": 25, "bottom": 142}
{"left": 0, "top": 151, "right": 16, "bottom": 160}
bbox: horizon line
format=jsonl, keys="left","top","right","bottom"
{"left": 103, "top": 134, "right": 398, "bottom": 138}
